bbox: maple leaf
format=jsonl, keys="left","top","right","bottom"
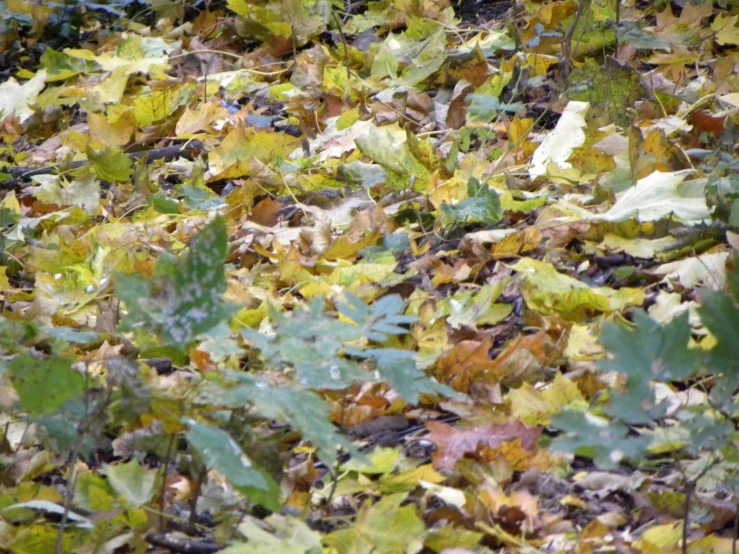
{"left": 0, "top": 69, "right": 47, "bottom": 122}
{"left": 4, "top": 0, "right": 739, "bottom": 549}
{"left": 323, "top": 493, "right": 425, "bottom": 554}
{"left": 426, "top": 420, "right": 541, "bottom": 473}
{"left": 115, "top": 217, "right": 233, "bottom": 349}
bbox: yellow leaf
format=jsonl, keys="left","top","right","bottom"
{"left": 2, "top": 190, "right": 21, "bottom": 214}
{"left": 0, "top": 267, "right": 10, "bottom": 291}
{"left": 91, "top": 66, "right": 130, "bottom": 104}
{"left": 342, "top": 447, "right": 401, "bottom": 475}
{"left": 208, "top": 125, "right": 300, "bottom": 177}
{"left": 508, "top": 372, "right": 585, "bottom": 425}
{"left": 712, "top": 14, "right": 739, "bottom": 46}
{"left": 175, "top": 101, "right": 229, "bottom": 136}
{"left": 511, "top": 258, "right": 644, "bottom": 321}
{"left": 635, "top": 522, "right": 683, "bottom": 551}
{"left": 379, "top": 464, "right": 445, "bottom": 493}
{"left": 87, "top": 111, "right": 135, "bottom": 146}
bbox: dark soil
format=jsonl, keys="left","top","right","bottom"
{"left": 454, "top": 0, "right": 514, "bottom": 24}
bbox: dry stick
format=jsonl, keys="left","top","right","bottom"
{"left": 560, "top": 0, "right": 591, "bottom": 81}
{"left": 614, "top": 0, "right": 620, "bottom": 55}
{"left": 683, "top": 481, "right": 693, "bottom": 554}
{"left": 144, "top": 533, "right": 221, "bottom": 554}
{"left": 325, "top": 391, "right": 349, "bottom": 507}
{"left": 158, "top": 433, "right": 177, "bottom": 532}
{"left": 331, "top": 10, "right": 352, "bottom": 80}
{"left": 188, "top": 463, "right": 209, "bottom": 529}
{"left": 2, "top": 141, "right": 204, "bottom": 189}
{"left": 54, "top": 366, "right": 92, "bottom": 554}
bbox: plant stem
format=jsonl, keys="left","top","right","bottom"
{"left": 55, "top": 365, "right": 93, "bottom": 554}
{"left": 683, "top": 481, "right": 693, "bottom": 554}
{"left": 158, "top": 433, "right": 177, "bottom": 532}
{"left": 54, "top": 437, "right": 83, "bottom": 554}
{"left": 560, "top": 0, "right": 591, "bottom": 82}
{"left": 189, "top": 464, "right": 208, "bottom": 530}
{"left": 614, "top": 0, "right": 620, "bottom": 55}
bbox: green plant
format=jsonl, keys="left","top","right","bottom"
{"left": 113, "top": 217, "right": 457, "bottom": 507}
{"left": 552, "top": 257, "right": 739, "bottom": 546}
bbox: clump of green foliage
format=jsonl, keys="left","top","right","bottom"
{"left": 0, "top": 217, "right": 457, "bottom": 521}
{"left": 566, "top": 58, "right": 646, "bottom": 127}
{"left": 553, "top": 256, "right": 739, "bottom": 493}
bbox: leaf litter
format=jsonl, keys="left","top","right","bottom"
{"left": 0, "top": 0, "right": 738, "bottom": 553}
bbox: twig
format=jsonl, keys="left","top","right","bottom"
{"left": 614, "top": 0, "right": 620, "bottom": 55}
{"left": 188, "top": 464, "right": 209, "bottom": 530}
{"left": 2, "top": 141, "right": 204, "bottom": 189}
{"left": 683, "top": 480, "right": 693, "bottom": 554}
{"left": 54, "top": 365, "right": 92, "bottom": 554}
{"left": 144, "top": 533, "right": 222, "bottom": 554}
{"left": 331, "top": 10, "right": 352, "bottom": 80}
{"left": 158, "top": 433, "right": 177, "bottom": 532}
{"left": 560, "top": 0, "right": 591, "bottom": 81}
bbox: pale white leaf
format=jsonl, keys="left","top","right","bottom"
{"left": 652, "top": 252, "right": 729, "bottom": 290}
{"left": 529, "top": 101, "right": 589, "bottom": 178}
{"left": 0, "top": 69, "right": 47, "bottom": 123}
{"left": 596, "top": 170, "right": 710, "bottom": 224}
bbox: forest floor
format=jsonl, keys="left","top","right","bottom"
{"left": 0, "top": 0, "right": 739, "bottom": 553}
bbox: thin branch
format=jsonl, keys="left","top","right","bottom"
{"left": 560, "top": 0, "right": 591, "bottom": 82}
{"left": 144, "top": 533, "right": 221, "bottom": 554}
{"left": 2, "top": 141, "right": 204, "bottom": 189}
{"left": 331, "top": 10, "right": 352, "bottom": 80}
{"left": 158, "top": 433, "right": 177, "bottom": 532}
{"left": 54, "top": 365, "right": 92, "bottom": 554}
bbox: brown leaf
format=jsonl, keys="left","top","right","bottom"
{"left": 435, "top": 338, "right": 496, "bottom": 393}
{"left": 488, "top": 331, "right": 553, "bottom": 388}
{"left": 251, "top": 197, "right": 284, "bottom": 227}
{"left": 426, "top": 420, "right": 541, "bottom": 473}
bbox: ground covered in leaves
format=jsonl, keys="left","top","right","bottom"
{"left": 1, "top": 0, "right": 739, "bottom": 553}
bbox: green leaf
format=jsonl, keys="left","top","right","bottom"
{"left": 439, "top": 178, "right": 502, "bottom": 226}
{"left": 0, "top": 207, "right": 19, "bottom": 228}
{"left": 196, "top": 372, "right": 360, "bottom": 464}
{"left": 37, "top": 397, "right": 99, "bottom": 456}
{"left": 355, "top": 127, "right": 431, "bottom": 192}
{"left": 467, "top": 94, "right": 525, "bottom": 122}
{"left": 323, "top": 493, "right": 425, "bottom": 554}
{"left": 371, "top": 51, "right": 399, "bottom": 80}
{"left": 179, "top": 184, "right": 226, "bottom": 211}
{"left": 40, "top": 326, "right": 98, "bottom": 345}
{"left": 354, "top": 348, "right": 458, "bottom": 404}
{"left": 337, "top": 162, "right": 387, "bottom": 188}
{"left": 183, "top": 419, "right": 270, "bottom": 492}
{"left": 601, "top": 311, "right": 700, "bottom": 381}
{"left": 149, "top": 191, "right": 180, "bottom": 215}
{"left": 116, "top": 217, "right": 232, "bottom": 349}
{"left": 7, "top": 354, "right": 85, "bottom": 417}
{"left": 617, "top": 22, "right": 671, "bottom": 50}
{"left": 242, "top": 293, "right": 453, "bottom": 408}
{"left": 87, "top": 145, "right": 133, "bottom": 183}
{"left": 600, "top": 311, "right": 700, "bottom": 424}
{"left": 551, "top": 411, "right": 650, "bottom": 469}
{"left": 243, "top": 298, "right": 368, "bottom": 391}
{"left": 105, "top": 459, "right": 157, "bottom": 508}
{"left": 699, "top": 289, "right": 739, "bottom": 375}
